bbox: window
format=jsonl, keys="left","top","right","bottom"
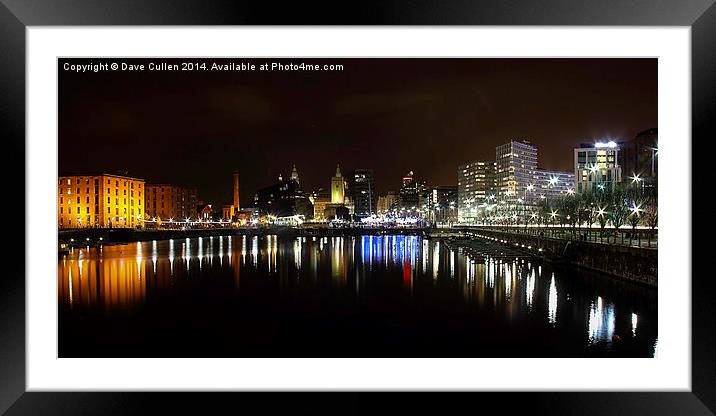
{"left": 76, "top": 207, "right": 80, "bottom": 214}
{"left": 60, "top": 207, "right": 63, "bottom": 214}
{"left": 60, "top": 197, "right": 63, "bottom": 204}
{"left": 86, "top": 197, "right": 89, "bottom": 203}
{"left": 67, "top": 179, "right": 71, "bottom": 185}
{"left": 86, "top": 207, "right": 89, "bottom": 214}
{"left": 107, "top": 197, "right": 111, "bottom": 203}
{"left": 76, "top": 197, "right": 80, "bottom": 204}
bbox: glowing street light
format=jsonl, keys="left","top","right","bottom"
{"left": 630, "top": 173, "right": 643, "bottom": 185}
{"left": 629, "top": 202, "right": 643, "bottom": 217}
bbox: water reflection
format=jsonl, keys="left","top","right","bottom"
{"left": 59, "top": 235, "right": 657, "bottom": 356}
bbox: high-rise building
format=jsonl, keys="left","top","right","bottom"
{"left": 145, "top": 184, "right": 198, "bottom": 222}
{"left": 533, "top": 169, "right": 575, "bottom": 199}
{"left": 496, "top": 140, "right": 538, "bottom": 204}
{"left": 574, "top": 141, "right": 622, "bottom": 193}
{"left": 621, "top": 128, "right": 658, "bottom": 184}
{"left": 58, "top": 173, "right": 145, "bottom": 228}
{"left": 347, "top": 169, "right": 376, "bottom": 218}
{"left": 330, "top": 165, "right": 345, "bottom": 204}
{"left": 399, "top": 171, "right": 423, "bottom": 213}
{"left": 458, "top": 161, "right": 497, "bottom": 223}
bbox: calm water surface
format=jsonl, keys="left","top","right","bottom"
{"left": 58, "top": 235, "right": 657, "bottom": 357}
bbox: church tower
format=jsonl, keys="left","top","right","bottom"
{"left": 331, "top": 164, "right": 345, "bottom": 204}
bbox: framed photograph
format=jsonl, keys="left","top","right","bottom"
{"left": 2, "top": 0, "right": 712, "bottom": 413}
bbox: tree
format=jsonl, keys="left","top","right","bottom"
{"left": 609, "top": 186, "right": 629, "bottom": 244}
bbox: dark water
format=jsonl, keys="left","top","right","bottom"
{"left": 58, "top": 234, "right": 657, "bottom": 357}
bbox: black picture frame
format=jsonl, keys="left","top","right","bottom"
{"left": 1, "top": 1, "right": 711, "bottom": 414}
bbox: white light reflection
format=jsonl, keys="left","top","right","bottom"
{"left": 588, "top": 296, "right": 615, "bottom": 344}
{"left": 251, "top": 236, "right": 258, "bottom": 268}
{"left": 152, "top": 240, "right": 158, "bottom": 275}
{"left": 169, "top": 239, "right": 175, "bottom": 275}
{"left": 631, "top": 313, "right": 638, "bottom": 337}
{"left": 450, "top": 250, "right": 455, "bottom": 279}
{"left": 432, "top": 241, "right": 440, "bottom": 280}
{"left": 548, "top": 273, "right": 558, "bottom": 325}
{"left": 525, "top": 268, "right": 536, "bottom": 310}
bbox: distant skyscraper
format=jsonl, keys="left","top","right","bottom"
{"left": 348, "top": 169, "right": 376, "bottom": 218}
{"left": 496, "top": 140, "right": 538, "bottom": 204}
{"left": 574, "top": 141, "right": 622, "bottom": 193}
{"left": 399, "top": 171, "right": 421, "bottom": 212}
{"left": 330, "top": 165, "right": 345, "bottom": 204}
{"left": 458, "top": 161, "right": 497, "bottom": 223}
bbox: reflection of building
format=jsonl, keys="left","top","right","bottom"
{"left": 621, "top": 128, "right": 657, "bottom": 183}
{"left": 58, "top": 173, "right": 145, "bottom": 229}
{"left": 254, "top": 166, "right": 313, "bottom": 218}
{"left": 458, "top": 161, "right": 497, "bottom": 223}
{"left": 145, "top": 184, "right": 197, "bottom": 221}
{"left": 496, "top": 140, "right": 538, "bottom": 204}
{"left": 347, "top": 169, "right": 376, "bottom": 219}
{"left": 574, "top": 141, "right": 622, "bottom": 193}
{"left": 534, "top": 170, "right": 575, "bottom": 199}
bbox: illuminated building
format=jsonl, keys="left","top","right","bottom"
{"left": 533, "top": 169, "right": 575, "bottom": 199}
{"left": 145, "top": 184, "right": 197, "bottom": 222}
{"left": 574, "top": 141, "right": 622, "bottom": 193}
{"left": 377, "top": 191, "right": 399, "bottom": 215}
{"left": 58, "top": 173, "right": 145, "bottom": 228}
{"left": 254, "top": 165, "right": 313, "bottom": 218}
{"left": 310, "top": 189, "right": 331, "bottom": 221}
{"left": 458, "top": 161, "right": 497, "bottom": 223}
{"left": 330, "top": 165, "right": 345, "bottom": 204}
{"left": 347, "top": 169, "right": 376, "bottom": 219}
{"left": 496, "top": 140, "right": 538, "bottom": 204}
{"left": 399, "top": 171, "right": 424, "bottom": 213}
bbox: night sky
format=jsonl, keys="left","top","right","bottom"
{"left": 59, "top": 58, "right": 656, "bottom": 206}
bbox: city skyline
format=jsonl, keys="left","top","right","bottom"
{"left": 59, "top": 58, "right": 657, "bottom": 206}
